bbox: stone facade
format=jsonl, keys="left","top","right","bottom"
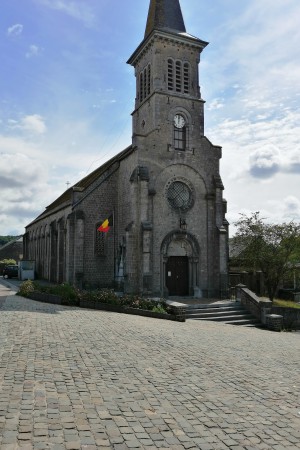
{"left": 24, "top": 0, "right": 229, "bottom": 298}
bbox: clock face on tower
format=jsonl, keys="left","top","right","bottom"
{"left": 174, "top": 114, "right": 186, "bottom": 129}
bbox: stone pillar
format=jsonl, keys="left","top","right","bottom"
{"left": 57, "top": 219, "right": 65, "bottom": 284}
{"left": 65, "top": 214, "right": 74, "bottom": 284}
{"left": 129, "top": 166, "right": 151, "bottom": 294}
{"left": 219, "top": 225, "right": 229, "bottom": 298}
{"left": 205, "top": 193, "right": 216, "bottom": 297}
{"left": 266, "top": 314, "right": 283, "bottom": 331}
{"left": 142, "top": 223, "right": 153, "bottom": 294}
{"left": 73, "top": 211, "right": 85, "bottom": 289}
{"left": 50, "top": 221, "right": 58, "bottom": 282}
{"left": 124, "top": 222, "right": 135, "bottom": 294}
{"left": 45, "top": 231, "right": 50, "bottom": 280}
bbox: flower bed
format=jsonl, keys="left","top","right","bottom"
{"left": 18, "top": 281, "right": 185, "bottom": 322}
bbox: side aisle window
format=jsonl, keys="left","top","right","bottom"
{"left": 95, "top": 224, "right": 106, "bottom": 256}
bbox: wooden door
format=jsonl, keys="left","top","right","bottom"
{"left": 166, "top": 256, "right": 189, "bottom": 296}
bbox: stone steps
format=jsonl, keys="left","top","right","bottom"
{"left": 185, "top": 302, "right": 261, "bottom": 326}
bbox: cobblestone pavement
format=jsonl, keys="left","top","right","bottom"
{"left": 0, "top": 285, "right": 299, "bottom": 449}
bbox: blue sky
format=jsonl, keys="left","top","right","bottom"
{"left": 1, "top": 0, "right": 300, "bottom": 235}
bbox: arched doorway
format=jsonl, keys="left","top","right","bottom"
{"left": 161, "top": 231, "right": 200, "bottom": 297}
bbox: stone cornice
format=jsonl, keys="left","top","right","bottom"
{"left": 127, "top": 30, "right": 208, "bottom": 67}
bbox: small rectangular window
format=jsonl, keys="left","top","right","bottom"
{"left": 95, "top": 226, "right": 106, "bottom": 256}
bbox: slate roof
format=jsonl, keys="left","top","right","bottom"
{"left": 127, "top": 0, "right": 208, "bottom": 66}
{"left": 0, "top": 236, "right": 23, "bottom": 250}
{"left": 27, "top": 145, "right": 134, "bottom": 226}
{"left": 144, "top": 0, "right": 186, "bottom": 38}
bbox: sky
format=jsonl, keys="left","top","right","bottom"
{"left": 1, "top": 0, "right": 300, "bottom": 236}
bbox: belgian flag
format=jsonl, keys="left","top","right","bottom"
{"left": 97, "top": 214, "right": 113, "bottom": 233}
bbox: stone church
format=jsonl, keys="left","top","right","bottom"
{"left": 24, "top": 0, "right": 229, "bottom": 298}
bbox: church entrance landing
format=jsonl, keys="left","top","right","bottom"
{"left": 166, "top": 256, "right": 189, "bottom": 296}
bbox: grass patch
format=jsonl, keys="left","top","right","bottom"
{"left": 273, "top": 299, "right": 300, "bottom": 309}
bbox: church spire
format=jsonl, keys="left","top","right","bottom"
{"left": 144, "top": 0, "right": 186, "bottom": 38}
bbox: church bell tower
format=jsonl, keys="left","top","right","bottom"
{"left": 127, "top": 0, "right": 209, "bottom": 152}
{"left": 126, "top": 0, "right": 229, "bottom": 298}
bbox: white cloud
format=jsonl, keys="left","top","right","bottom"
{"left": 35, "top": 0, "right": 96, "bottom": 27}
{"left": 207, "top": 103, "right": 300, "bottom": 234}
{"left": 262, "top": 196, "right": 300, "bottom": 223}
{"left": 25, "top": 45, "right": 41, "bottom": 58}
{"left": 0, "top": 142, "right": 64, "bottom": 234}
{"left": 19, "top": 115, "right": 47, "bottom": 134}
{"left": 7, "top": 115, "right": 47, "bottom": 134}
{"left": 7, "top": 119, "right": 18, "bottom": 127}
{"left": 249, "top": 144, "right": 281, "bottom": 178}
{"left": 203, "top": 0, "right": 300, "bottom": 108}
{"left": 7, "top": 24, "right": 23, "bottom": 37}
{"left": 0, "top": 153, "right": 45, "bottom": 189}
{"left": 207, "top": 98, "right": 224, "bottom": 111}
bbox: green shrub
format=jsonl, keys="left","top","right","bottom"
{"left": 19, "top": 280, "right": 35, "bottom": 297}
{"left": 0, "top": 258, "right": 16, "bottom": 265}
{"left": 18, "top": 281, "right": 169, "bottom": 313}
{"left": 152, "top": 304, "right": 167, "bottom": 314}
{"left": 42, "top": 283, "right": 79, "bottom": 306}
{"left": 20, "top": 282, "right": 79, "bottom": 306}
{"left": 94, "top": 289, "right": 119, "bottom": 305}
{"left": 120, "top": 295, "right": 168, "bottom": 312}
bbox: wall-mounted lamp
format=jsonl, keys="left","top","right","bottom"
{"left": 180, "top": 218, "right": 187, "bottom": 231}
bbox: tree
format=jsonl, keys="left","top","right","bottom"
{"left": 0, "top": 259, "right": 17, "bottom": 265}
{"left": 0, "top": 236, "right": 18, "bottom": 247}
{"left": 232, "top": 212, "right": 300, "bottom": 301}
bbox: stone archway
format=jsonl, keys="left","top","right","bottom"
{"left": 161, "top": 231, "right": 200, "bottom": 297}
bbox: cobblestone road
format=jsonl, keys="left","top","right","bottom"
{"left": 0, "top": 284, "right": 299, "bottom": 449}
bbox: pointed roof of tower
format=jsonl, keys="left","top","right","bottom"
{"left": 144, "top": 0, "right": 186, "bottom": 38}
{"left": 127, "top": 0, "right": 208, "bottom": 66}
